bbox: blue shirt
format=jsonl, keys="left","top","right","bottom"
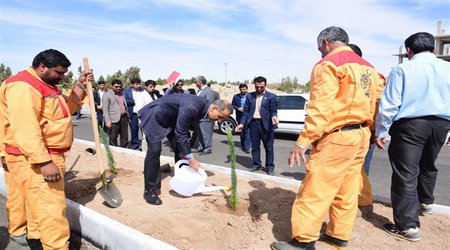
{"left": 240, "top": 94, "right": 247, "bottom": 108}
{"left": 376, "top": 52, "right": 450, "bottom": 138}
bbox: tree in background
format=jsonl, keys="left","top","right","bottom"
{"left": 0, "top": 63, "right": 12, "bottom": 83}
{"left": 123, "top": 66, "right": 141, "bottom": 87}
{"left": 105, "top": 66, "right": 141, "bottom": 88}
{"left": 276, "top": 76, "right": 309, "bottom": 93}
{"left": 106, "top": 69, "right": 123, "bottom": 86}
{"left": 60, "top": 71, "right": 76, "bottom": 89}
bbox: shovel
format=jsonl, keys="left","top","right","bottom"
{"left": 83, "top": 57, "right": 122, "bottom": 208}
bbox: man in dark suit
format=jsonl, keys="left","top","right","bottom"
{"left": 93, "top": 80, "right": 107, "bottom": 131}
{"left": 232, "top": 83, "right": 251, "bottom": 153}
{"left": 144, "top": 79, "right": 162, "bottom": 101}
{"left": 138, "top": 94, "right": 233, "bottom": 205}
{"left": 124, "top": 77, "right": 145, "bottom": 150}
{"left": 235, "top": 76, "right": 279, "bottom": 175}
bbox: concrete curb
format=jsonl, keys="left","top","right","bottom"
{"left": 1, "top": 138, "right": 449, "bottom": 249}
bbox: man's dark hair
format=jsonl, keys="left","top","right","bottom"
{"left": 111, "top": 79, "right": 123, "bottom": 85}
{"left": 130, "top": 77, "right": 141, "bottom": 84}
{"left": 144, "top": 80, "right": 156, "bottom": 87}
{"left": 239, "top": 83, "right": 248, "bottom": 89}
{"left": 213, "top": 100, "right": 233, "bottom": 115}
{"left": 32, "top": 49, "right": 71, "bottom": 68}
{"left": 404, "top": 32, "right": 435, "bottom": 54}
{"left": 317, "top": 26, "right": 349, "bottom": 48}
{"left": 348, "top": 43, "right": 363, "bottom": 57}
{"left": 253, "top": 76, "right": 267, "bottom": 85}
{"left": 98, "top": 80, "right": 106, "bottom": 85}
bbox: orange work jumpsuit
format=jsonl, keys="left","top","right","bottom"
{"left": 1, "top": 100, "right": 28, "bottom": 238}
{"left": 0, "top": 67, "right": 83, "bottom": 250}
{"left": 293, "top": 46, "right": 385, "bottom": 242}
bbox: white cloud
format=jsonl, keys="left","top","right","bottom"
{"left": 1, "top": 1, "right": 449, "bottom": 83}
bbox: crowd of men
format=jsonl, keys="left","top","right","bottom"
{"left": 1, "top": 25, "right": 449, "bottom": 250}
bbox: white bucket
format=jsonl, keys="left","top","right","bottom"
{"left": 169, "top": 160, "right": 230, "bottom": 197}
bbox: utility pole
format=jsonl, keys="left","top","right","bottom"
{"left": 224, "top": 62, "right": 228, "bottom": 84}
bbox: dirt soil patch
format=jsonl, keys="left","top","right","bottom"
{"left": 64, "top": 142, "right": 450, "bottom": 250}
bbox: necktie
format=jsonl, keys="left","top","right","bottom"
{"left": 150, "top": 93, "right": 155, "bottom": 101}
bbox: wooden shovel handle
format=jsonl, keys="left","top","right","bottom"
{"left": 82, "top": 57, "right": 105, "bottom": 174}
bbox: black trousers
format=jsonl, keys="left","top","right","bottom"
{"left": 108, "top": 114, "right": 129, "bottom": 148}
{"left": 144, "top": 130, "right": 181, "bottom": 191}
{"left": 388, "top": 116, "right": 450, "bottom": 230}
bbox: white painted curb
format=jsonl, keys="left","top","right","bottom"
{"left": 66, "top": 199, "right": 177, "bottom": 250}
{"left": 1, "top": 138, "right": 449, "bottom": 250}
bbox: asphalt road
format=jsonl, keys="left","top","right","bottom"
{"left": 1, "top": 115, "right": 449, "bottom": 249}
{"left": 71, "top": 115, "right": 450, "bottom": 206}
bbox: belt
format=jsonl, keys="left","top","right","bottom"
{"left": 251, "top": 118, "right": 261, "bottom": 122}
{"left": 333, "top": 123, "right": 367, "bottom": 133}
{"left": 5, "top": 145, "right": 71, "bottom": 155}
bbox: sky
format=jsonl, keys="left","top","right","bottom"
{"left": 1, "top": 0, "right": 449, "bottom": 84}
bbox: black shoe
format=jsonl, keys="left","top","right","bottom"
{"left": 267, "top": 170, "right": 275, "bottom": 176}
{"left": 26, "top": 238, "right": 43, "bottom": 250}
{"left": 242, "top": 148, "right": 250, "bottom": 153}
{"left": 199, "top": 150, "right": 212, "bottom": 155}
{"left": 143, "top": 190, "right": 162, "bottom": 205}
{"left": 250, "top": 166, "right": 261, "bottom": 172}
{"left": 270, "top": 239, "right": 316, "bottom": 250}
{"left": 319, "top": 233, "right": 348, "bottom": 249}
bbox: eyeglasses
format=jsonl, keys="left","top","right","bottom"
{"left": 113, "top": 85, "right": 122, "bottom": 89}
{"left": 176, "top": 84, "right": 183, "bottom": 87}
{"left": 255, "top": 86, "right": 265, "bottom": 89}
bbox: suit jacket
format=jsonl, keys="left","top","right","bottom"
{"left": 138, "top": 94, "right": 210, "bottom": 156}
{"left": 93, "top": 88, "right": 106, "bottom": 111}
{"left": 102, "top": 90, "right": 129, "bottom": 124}
{"left": 241, "top": 91, "right": 278, "bottom": 132}
{"left": 124, "top": 87, "right": 144, "bottom": 117}
{"left": 197, "top": 86, "right": 215, "bottom": 121}
{"left": 232, "top": 93, "right": 247, "bottom": 123}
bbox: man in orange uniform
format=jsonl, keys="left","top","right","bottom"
{"left": 271, "top": 27, "right": 384, "bottom": 250}
{"left": 0, "top": 94, "right": 28, "bottom": 246}
{"left": 0, "top": 49, "right": 93, "bottom": 250}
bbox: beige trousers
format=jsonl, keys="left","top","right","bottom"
{"left": 291, "top": 127, "right": 371, "bottom": 242}
{"left": 5, "top": 153, "right": 69, "bottom": 250}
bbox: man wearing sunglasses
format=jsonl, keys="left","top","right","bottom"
{"left": 235, "top": 76, "right": 279, "bottom": 176}
{"left": 102, "top": 79, "right": 129, "bottom": 147}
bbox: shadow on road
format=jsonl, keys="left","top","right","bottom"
{"left": 279, "top": 171, "right": 305, "bottom": 181}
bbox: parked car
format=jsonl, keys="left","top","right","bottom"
{"left": 217, "top": 93, "right": 309, "bottom": 135}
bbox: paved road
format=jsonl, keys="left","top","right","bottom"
{"left": 1, "top": 115, "right": 449, "bottom": 249}
{"left": 72, "top": 115, "right": 450, "bottom": 206}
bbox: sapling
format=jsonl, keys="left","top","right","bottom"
{"left": 99, "top": 126, "right": 118, "bottom": 174}
{"left": 226, "top": 128, "right": 238, "bottom": 211}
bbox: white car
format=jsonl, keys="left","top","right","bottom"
{"left": 218, "top": 93, "right": 309, "bottom": 135}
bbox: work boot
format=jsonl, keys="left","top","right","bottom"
{"left": 319, "top": 233, "right": 348, "bottom": 250}
{"left": 26, "top": 238, "right": 43, "bottom": 250}
{"left": 270, "top": 239, "right": 316, "bottom": 250}
{"left": 357, "top": 203, "right": 374, "bottom": 217}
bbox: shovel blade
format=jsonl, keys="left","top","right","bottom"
{"left": 98, "top": 181, "right": 123, "bottom": 208}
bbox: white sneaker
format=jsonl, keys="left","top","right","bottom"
{"left": 420, "top": 203, "right": 433, "bottom": 215}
